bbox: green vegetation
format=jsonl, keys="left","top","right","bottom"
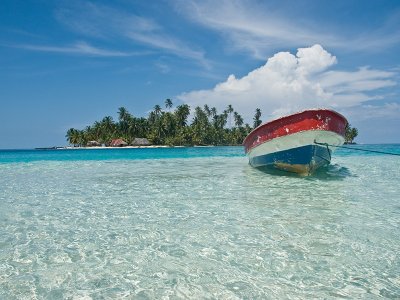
{"left": 345, "top": 123, "right": 359, "bottom": 144}
{"left": 66, "top": 101, "right": 359, "bottom": 147}
{"left": 66, "top": 101, "right": 259, "bottom": 147}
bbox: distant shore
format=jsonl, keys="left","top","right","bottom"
{"left": 65, "top": 145, "right": 180, "bottom": 149}
{"left": 35, "top": 145, "right": 220, "bottom": 150}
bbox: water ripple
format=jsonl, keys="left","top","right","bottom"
{"left": 0, "top": 155, "right": 399, "bottom": 298}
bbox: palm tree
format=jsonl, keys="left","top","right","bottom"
{"left": 192, "top": 106, "right": 210, "bottom": 145}
{"left": 345, "top": 123, "right": 358, "bottom": 144}
{"left": 213, "top": 112, "right": 228, "bottom": 130}
{"left": 100, "top": 116, "right": 116, "bottom": 145}
{"left": 210, "top": 107, "right": 217, "bottom": 118}
{"left": 134, "top": 117, "right": 149, "bottom": 138}
{"left": 83, "top": 125, "right": 95, "bottom": 144}
{"left": 226, "top": 104, "right": 234, "bottom": 128}
{"left": 77, "top": 130, "right": 87, "bottom": 146}
{"left": 66, "top": 128, "right": 80, "bottom": 146}
{"left": 204, "top": 104, "right": 211, "bottom": 118}
{"left": 234, "top": 111, "right": 244, "bottom": 128}
{"left": 93, "top": 121, "right": 102, "bottom": 142}
{"left": 102, "top": 116, "right": 114, "bottom": 131}
{"left": 161, "top": 112, "right": 176, "bottom": 140}
{"left": 117, "top": 107, "right": 132, "bottom": 142}
{"left": 175, "top": 104, "right": 190, "bottom": 128}
{"left": 253, "top": 108, "right": 262, "bottom": 128}
{"left": 165, "top": 99, "right": 173, "bottom": 111}
{"left": 118, "top": 107, "right": 129, "bottom": 122}
{"left": 351, "top": 128, "right": 358, "bottom": 142}
{"left": 154, "top": 105, "right": 162, "bottom": 117}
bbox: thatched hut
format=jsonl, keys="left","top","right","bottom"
{"left": 131, "top": 138, "right": 151, "bottom": 146}
{"left": 110, "top": 139, "right": 128, "bottom": 147}
{"left": 87, "top": 140, "right": 101, "bottom": 147}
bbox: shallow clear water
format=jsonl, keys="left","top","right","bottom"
{"left": 0, "top": 145, "right": 399, "bottom": 299}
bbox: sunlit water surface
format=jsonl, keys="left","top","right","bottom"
{"left": 0, "top": 146, "right": 399, "bottom": 299}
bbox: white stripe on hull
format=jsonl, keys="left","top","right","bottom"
{"left": 247, "top": 130, "right": 344, "bottom": 160}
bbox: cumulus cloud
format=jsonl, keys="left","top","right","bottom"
{"left": 177, "top": 44, "right": 397, "bottom": 122}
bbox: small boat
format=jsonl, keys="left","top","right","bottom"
{"left": 243, "top": 109, "right": 348, "bottom": 175}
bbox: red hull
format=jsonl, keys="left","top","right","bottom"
{"left": 243, "top": 109, "right": 348, "bottom": 154}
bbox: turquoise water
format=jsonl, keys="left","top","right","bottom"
{"left": 0, "top": 147, "right": 241, "bottom": 163}
{"left": 0, "top": 145, "right": 399, "bottom": 298}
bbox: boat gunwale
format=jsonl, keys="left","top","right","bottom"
{"left": 242, "top": 108, "right": 349, "bottom": 154}
{"left": 243, "top": 108, "right": 348, "bottom": 146}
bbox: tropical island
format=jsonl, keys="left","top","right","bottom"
{"left": 66, "top": 99, "right": 358, "bottom": 147}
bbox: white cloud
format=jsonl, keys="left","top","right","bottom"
{"left": 296, "top": 45, "right": 337, "bottom": 74}
{"left": 174, "top": 0, "right": 331, "bottom": 58}
{"left": 55, "top": 2, "right": 210, "bottom": 68}
{"left": 177, "top": 45, "right": 398, "bottom": 122}
{"left": 13, "top": 41, "right": 134, "bottom": 57}
{"left": 345, "top": 103, "right": 400, "bottom": 121}
{"left": 320, "top": 67, "right": 396, "bottom": 92}
{"left": 174, "top": 0, "right": 400, "bottom": 58}
{"left": 56, "top": 2, "right": 160, "bottom": 38}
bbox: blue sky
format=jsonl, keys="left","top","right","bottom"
{"left": 1, "top": 0, "right": 399, "bottom": 148}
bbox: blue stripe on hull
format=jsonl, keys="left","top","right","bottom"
{"left": 249, "top": 145, "right": 331, "bottom": 174}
